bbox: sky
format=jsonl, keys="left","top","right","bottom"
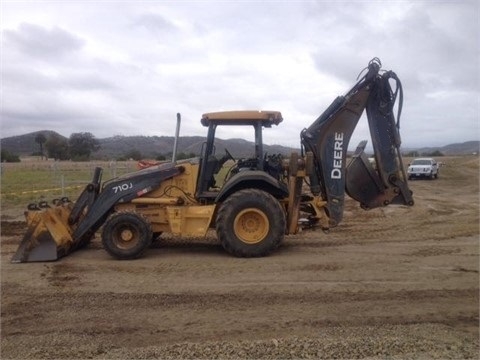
{"left": 1, "top": 0, "right": 479, "bottom": 150}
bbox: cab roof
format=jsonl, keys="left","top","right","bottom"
{"left": 201, "top": 110, "right": 283, "bottom": 127}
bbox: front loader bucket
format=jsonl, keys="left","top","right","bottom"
{"left": 12, "top": 167, "right": 103, "bottom": 263}
{"left": 11, "top": 202, "right": 76, "bottom": 263}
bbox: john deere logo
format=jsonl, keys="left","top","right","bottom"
{"left": 331, "top": 132, "right": 344, "bottom": 180}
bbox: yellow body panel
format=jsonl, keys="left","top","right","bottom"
{"left": 166, "top": 205, "right": 216, "bottom": 237}
{"left": 147, "top": 161, "right": 200, "bottom": 202}
{"left": 116, "top": 203, "right": 216, "bottom": 237}
{"left": 115, "top": 161, "right": 216, "bottom": 237}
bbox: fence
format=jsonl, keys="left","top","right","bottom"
{"left": 1, "top": 160, "right": 138, "bottom": 208}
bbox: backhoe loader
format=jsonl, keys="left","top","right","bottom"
{"left": 11, "top": 58, "right": 414, "bottom": 263}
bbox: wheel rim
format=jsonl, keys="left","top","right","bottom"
{"left": 233, "top": 208, "right": 269, "bottom": 244}
{"left": 113, "top": 224, "right": 140, "bottom": 250}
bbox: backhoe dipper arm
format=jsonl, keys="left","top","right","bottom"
{"left": 300, "top": 58, "right": 413, "bottom": 227}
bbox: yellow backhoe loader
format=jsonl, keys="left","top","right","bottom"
{"left": 12, "top": 58, "right": 414, "bottom": 263}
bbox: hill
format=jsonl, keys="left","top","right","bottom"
{"left": 0, "top": 130, "right": 61, "bottom": 156}
{"left": 0, "top": 131, "right": 298, "bottom": 160}
{"left": 1, "top": 131, "right": 478, "bottom": 159}
{"left": 416, "top": 141, "right": 479, "bottom": 156}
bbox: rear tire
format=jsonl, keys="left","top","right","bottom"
{"left": 102, "top": 212, "right": 153, "bottom": 260}
{"left": 216, "top": 189, "right": 286, "bottom": 257}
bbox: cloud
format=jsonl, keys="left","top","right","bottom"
{"left": 0, "top": 1, "right": 478, "bottom": 150}
{"left": 4, "top": 23, "right": 85, "bottom": 59}
{"left": 132, "top": 12, "right": 179, "bottom": 38}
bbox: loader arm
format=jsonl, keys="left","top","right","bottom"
{"left": 11, "top": 163, "right": 182, "bottom": 263}
{"left": 301, "top": 58, "right": 413, "bottom": 227}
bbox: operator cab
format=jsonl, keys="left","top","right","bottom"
{"left": 195, "top": 110, "right": 283, "bottom": 201}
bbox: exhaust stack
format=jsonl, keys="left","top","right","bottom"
{"left": 172, "top": 113, "right": 181, "bottom": 163}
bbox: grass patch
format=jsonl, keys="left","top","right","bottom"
{"left": 1, "top": 161, "right": 137, "bottom": 207}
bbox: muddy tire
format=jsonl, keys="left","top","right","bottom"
{"left": 216, "top": 189, "right": 286, "bottom": 257}
{"left": 101, "top": 212, "right": 153, "bottom": 260}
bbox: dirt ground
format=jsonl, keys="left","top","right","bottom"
{"left": 1, "top": 156, "right": 479, "bottom": 359}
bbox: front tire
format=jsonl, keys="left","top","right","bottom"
{"left": 216, "top": 189, "right": 286, "bottom": 257}
{"left": 102, "top": 212, "right": 153, "bottom": 260}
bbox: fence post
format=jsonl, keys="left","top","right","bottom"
{"left": 110, "top": 161, "right": 117, "bottom": 178}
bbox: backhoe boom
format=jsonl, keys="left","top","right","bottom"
{"left": 301, "top": 58, "right": 413, "bottom": 227}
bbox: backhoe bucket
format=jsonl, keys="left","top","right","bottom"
{"left": 11, "top": 202, "right": 76, "bottom": 263}
{"left": 346, "top": 141, "right": 413, "bottom": 209}
{"left": 346, "top": 141, "right": 395, "bottom": 209}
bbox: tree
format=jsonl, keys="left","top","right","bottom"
{"left": 424, "top": 150, "right": 444, "bottom": 157}
{"left": 176, "top": 152, "right": 196, "bottom": 160}
{"left": 45, "top": 134, "right": 70, "bottom": 160}
{"left": 117, "top": 149, "right": 143, "bottom": 161}
{"left": 125, "top": 149, "right": 143, "bottom": 161}
{"left": 0, "top": 149, "right": 20, "bottom": 162}
{"left": 69, "top": 132, "right": 100, "bottom": 161}
{"left": 35, "top": 133, "right": 47, "bottom": 160}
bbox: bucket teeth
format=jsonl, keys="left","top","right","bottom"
{"left": 27, "top": 203, "right": 40, "bottom": 211}
{"left": 52, "top": 197, "right": 70, "bottom": 206}
{"left": 38, "top": 201, "right": 50, "bottom": 209}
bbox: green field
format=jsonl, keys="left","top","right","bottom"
{"left": 0, "top": 161, "right": 138, "bottom": 208}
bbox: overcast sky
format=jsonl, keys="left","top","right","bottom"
{"left": 1, "top": 0, "right": 479, "bottom": 149}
